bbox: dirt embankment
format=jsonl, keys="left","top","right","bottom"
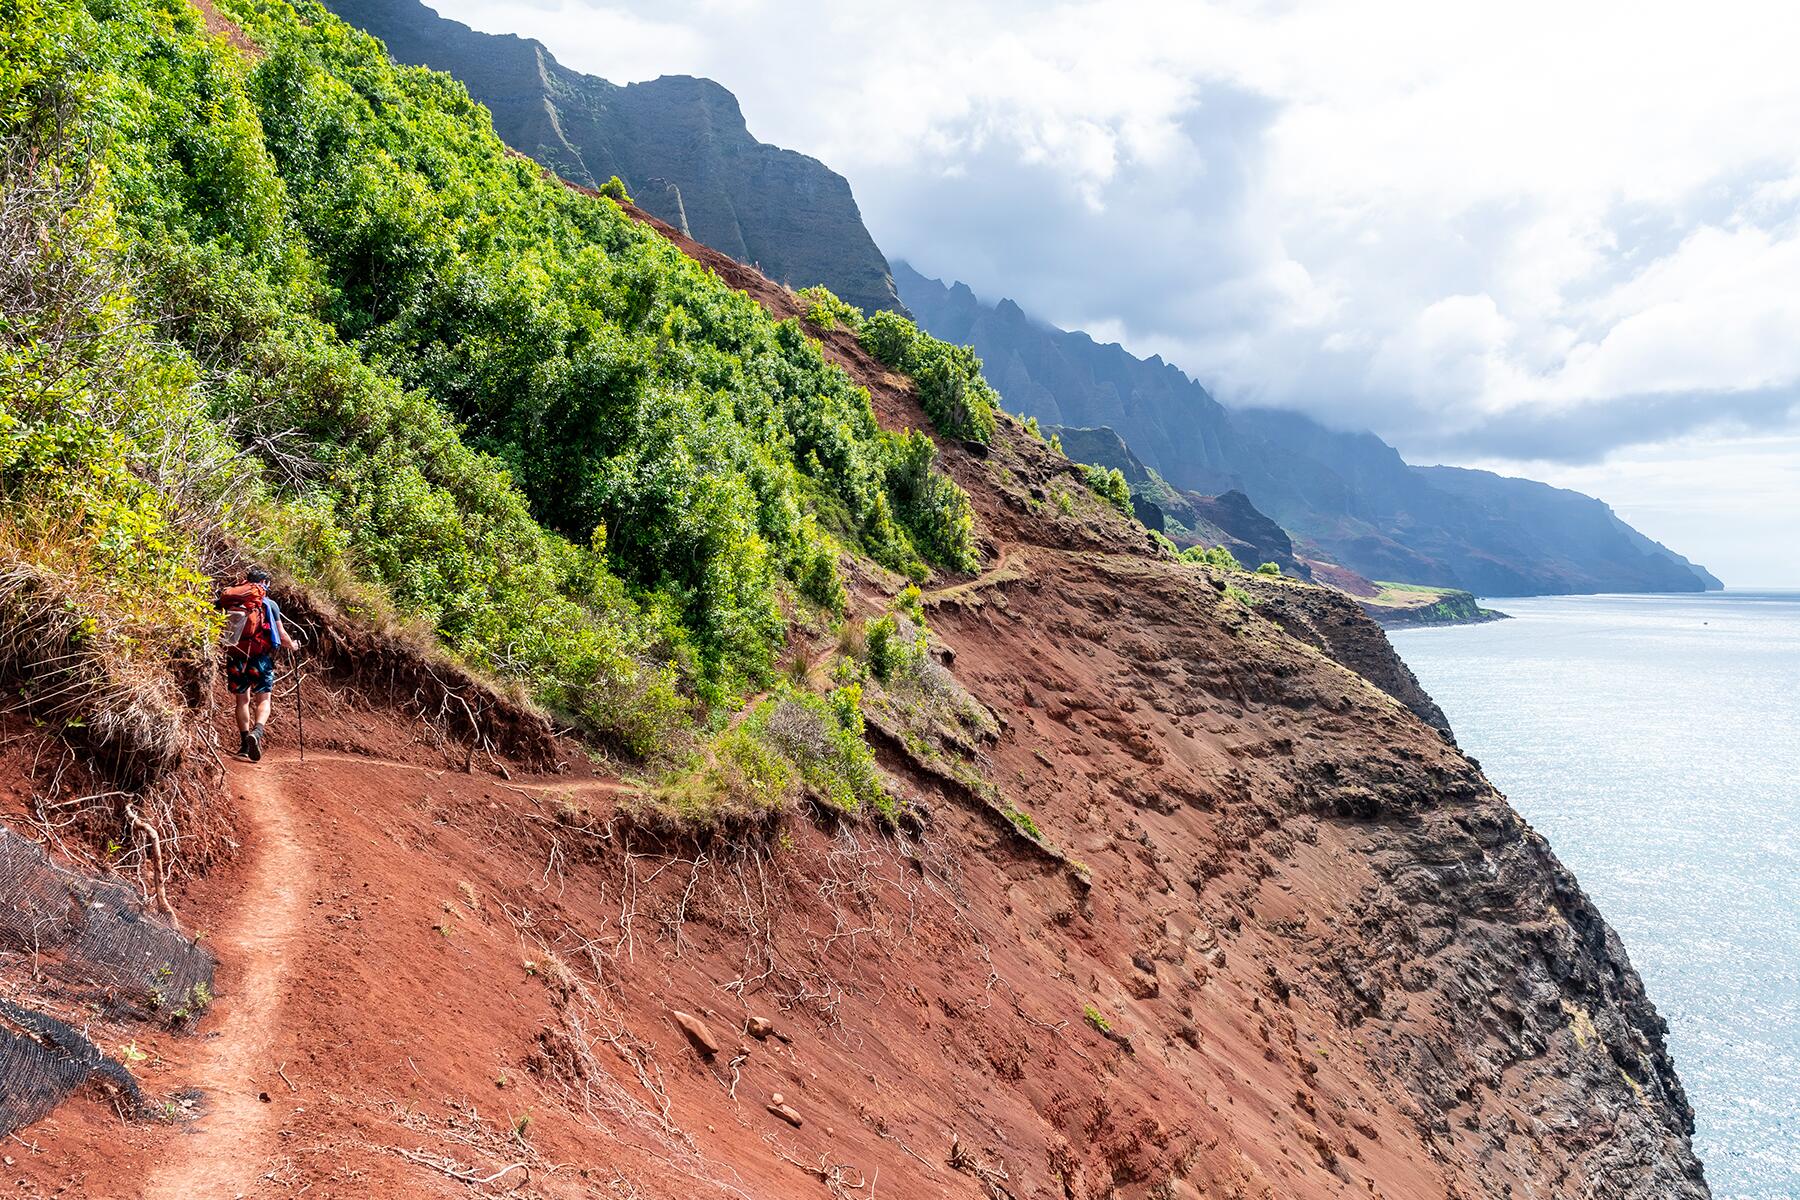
{"left": 0, "top": 197, "right": 1707, "bottom": 1198}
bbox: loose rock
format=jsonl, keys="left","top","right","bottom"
{"left": 768, "top": 1103, "right": 803, "bottom": 1128}
{"left": 671, "top": 1010, "right": 719, "bottom": 1058}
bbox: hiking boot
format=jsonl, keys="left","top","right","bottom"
{"left": 238, "top": 730, "right": 253, "bottom": 757}
{"left": 247, "top": 724, "right": 264, "bottom": 762}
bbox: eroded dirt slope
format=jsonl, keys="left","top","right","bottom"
{"left": 0, "top": 211, "right": 1707, "bottom": 1200}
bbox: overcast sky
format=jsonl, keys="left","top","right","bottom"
{"left": 435, "top": 0, "right": 1800, "bottom": 586}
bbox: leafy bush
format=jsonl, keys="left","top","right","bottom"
{"left": 881, "top": 428, "right": 979, "bottom": 573}
{"left": 859, "top": 310, "right": 999, "bottom": 444}
{"left": 597, "top": 175, "right": 632, "bottom": 204}
{"left": 796, "top": 285, "right": 862, "bottom": 333}
{"left": 763, "top": 686, "right": 891, "bottom": 819}
{"left": 1082, "top": 464, "right": 1132, "bottom": 517}
{"left": 892, "top": 583, "right": 925, "bottom": 624}
{"left": 649, "top": 715, "right": 794, "bottom": 826}
{"left": 1255, "top": 561, "right": 1282, "bottom": 576}
{"left": 1181, "top": 544, "right": 1242, "bottom": 571}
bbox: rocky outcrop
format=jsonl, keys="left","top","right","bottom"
{"left": 324, "top": 0, "right": 905, "bottom": 315}
{"left": 1237, "top": 574, "right": 1455, "bottom": 737}
{"left": 1189, "top": 489, "right": 1307, "bottom": 577}
{"left": 897, "top": 262, "right": 1719, "bottom": 596}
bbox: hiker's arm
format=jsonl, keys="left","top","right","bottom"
{"left": 280, "top": 617, "right": 305, "bottom": 649}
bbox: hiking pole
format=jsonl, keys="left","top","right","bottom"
{"left": 289, "top": 642, "right": 306, "bottom": 762}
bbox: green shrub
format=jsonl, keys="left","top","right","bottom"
{"left": 892, "top": 583, "right": 925, "bottom": 624}
{"left": 882, "top": 428, "right": 979, "bottom": 573}
{"left": 1181, "top": 544, "right": 1242, "bottom": 571}
{"left": 1082, "top": 464, "right": 1133, "bottom": 517}
{"left": 866, "top": 609, "right": 934, "bottom": 684}
{"left": 763, "top": 686, "right": 891, "bottom": 820}
{"left": 650, "top": 715, "right": 794, "bottom": 826}
{"left": 859, "top": 310, "right": 999, "bottom": 444}
{"left": 1255, "top": 561, "right": 1282, "bottom": 576}
{"left": 1005, "top": 805, "right": 1042, "bottom": 841}
{"left": 796, "top": 284, "right": 862, "bottom": 333}
{"left": 597, "top": 175, "right": 631, "bottom": 204}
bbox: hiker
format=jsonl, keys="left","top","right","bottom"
{"left": 216, "top": 567, "right": 302, "bottom": 762}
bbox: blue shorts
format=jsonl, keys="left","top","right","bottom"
{"left": 225, "top": 650, "right": 276, "bottom": 695}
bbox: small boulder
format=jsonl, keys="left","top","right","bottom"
{"left": 745, "top": 1016, "right": 776, "bottom": 1040}
{"left": 671, "top": 1010, "right": 719, "bottom": 1058}
{"left": 768, "top": 1103, "right": 804, "bottom": 1128}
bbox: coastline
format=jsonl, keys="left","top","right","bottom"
{"left": 1359, "top": 582, "right": 1511, "bottom": 628}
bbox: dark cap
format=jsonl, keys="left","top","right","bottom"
{"left": 244, "top": 567, "right": 272, "bottom": 584}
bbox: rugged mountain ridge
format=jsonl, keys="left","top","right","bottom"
{"left": 896, "top": 262, "right": 1720, "bottom": 596}
{"left": 322, "top": 0, "right": 905, "bottom": 315}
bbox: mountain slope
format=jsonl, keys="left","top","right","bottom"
{"left": 321, "top": 0, "right": 905, "bottom": 315}
{"left": 896, "top": 262, "right": 1720, "bottom": 595}
{"left": 0, "top": 1, "right": 1710, "bottom": 1196}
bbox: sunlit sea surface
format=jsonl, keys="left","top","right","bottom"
{"left": 1391, "top": 591, "right": 1800, "bottom": 1200}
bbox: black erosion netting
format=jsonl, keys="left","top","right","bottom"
{"left": 0, "top": 823, "right": 217, "bottom": 1134}
{"left": 0, "top": 999, "right": 143, "bottom": 1136}
{"left": 0, "top": 825, "right": 216, "bottom": 1018}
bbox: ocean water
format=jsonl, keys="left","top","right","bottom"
{"left": 1390, "top": 591, "right": 1800, "bottom": 1200}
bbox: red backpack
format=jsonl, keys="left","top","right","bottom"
{"left": 218, "top": 582, "right": 272, "bottom": 656}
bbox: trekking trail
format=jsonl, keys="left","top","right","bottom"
{"left": 144, "top": 752, "right": 311, "bottom": 1200}
{"left": 141, "top": 749, "right": 630, "bottom": 1199}
{"left": 923, "top": 542, "right": 1025, "bottom": 607}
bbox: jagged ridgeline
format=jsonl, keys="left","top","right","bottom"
{"left": 0, "top": 0, "right": 990, "bottom": 754}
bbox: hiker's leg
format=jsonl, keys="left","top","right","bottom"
{"left": 252, "top": 651, "right": 276, "bottom": 729}
{"left": 235, "top": 691, "right": 253, "bottom": 733}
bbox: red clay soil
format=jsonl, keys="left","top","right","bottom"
{"left": 0, "top": 178, "right": 1706, "bottom": 1199}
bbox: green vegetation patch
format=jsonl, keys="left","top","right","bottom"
{"left": 3, "top": 0, "right": 984, "bottom": 757}
{"left": 1180, "top": 544, "right": 1242, "bottom": 571}
{"left": 646, "top": 681, "right": 891, "bottom": 828}
{"left": 1081, "top": 463, "right": 1133, "bottom": 518}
